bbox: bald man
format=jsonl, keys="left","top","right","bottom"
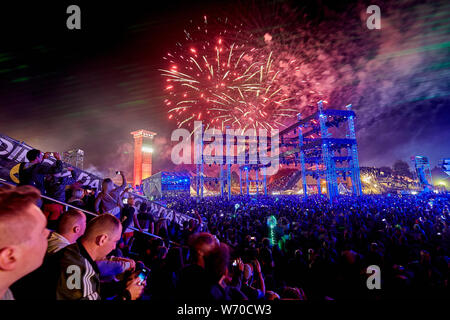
{"left": 51, "top": 214, "right": 144, "bottom": 300}
{"left": 0, "top": 185, "right": 49, "bottom": 300}
{"left": 47, "top": 209, "right": 86, "bottom": 254}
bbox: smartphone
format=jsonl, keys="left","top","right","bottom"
{"left": 137, "top": 267, "right": 149, "bottom": 285}
{"left": 123, "top": 198, "right": 128, "bottom": 205}
{"left": 232, "top": 260, "right": 238, "bottom": 267}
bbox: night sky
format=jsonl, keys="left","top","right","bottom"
{"left": 0, "top": 0, "right": 449, "bottom": 177}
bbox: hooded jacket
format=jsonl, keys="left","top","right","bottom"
{"left": 18, "top": 159, "right": 63, "bottom": 195}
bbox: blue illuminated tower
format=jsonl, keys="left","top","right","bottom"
{"left": 280, "top": 100, "right": 362, "bottom": 201}
{"left": 297, "top": 113, "right": 308, "bottom": 196}
{"left": 346, "top": 104, "right": 362, "bottom": 195}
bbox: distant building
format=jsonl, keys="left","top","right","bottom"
{"left": 130, "top": 129, "right": 157, "bottom": 187}
{"left": 63, "top": 149, "right": 84, "bottom": 169}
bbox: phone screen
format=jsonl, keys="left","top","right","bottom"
{"left": 137, "top": 268, "right": 149, "bottom": 284}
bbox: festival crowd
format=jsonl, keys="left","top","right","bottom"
{"left": 0, "top": 149, "right": 449, "bottom": 300}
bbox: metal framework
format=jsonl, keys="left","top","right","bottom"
{"left": 291, "top": 101, "right": 363, "bottom": 199}
{"left": 194, "top": 123, "right": 269, "bottom": 199}
{"left": 194, "top": 101, "right": 363, "bottom": 201}
{"left": 411, "top": 155, "right": 433, "bottom": 191}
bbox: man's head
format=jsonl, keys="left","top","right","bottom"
{"left": 81, "top": 214, "right": 122, "bottom": 261}
{"left": 0, "top": 185, "right": 49, "bottom": 290}
{"left": 71, "top": 188, "right": 84, "bottom": 201}
{"left": 243, "top": 263, "right": 253, "bottom": 283}
{"left": 101, "top": 178, "right": 114, "bottom": 193}
{"left": 262, "top": 238, "right": 271, "bottom": 248}
{"left": 127, "top": 197, "right": 135, "bottom": 206}
{"left": 139, "top": 202, "right": 147, "bottom": 213}
{"left": 26, "top": 149, "right": 42, "bottom": 163}
{"left": 204, "top": 243, "right": 230, "bottom": 283}
{"left": 57, "top": 209, "right": 86, "bottom": 243}
{"left": 188, "top": 232, "right": 219, "bottom": 267}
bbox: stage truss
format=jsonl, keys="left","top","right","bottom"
{"left": 193, "top": 101, "right": 363, "bottom": 201}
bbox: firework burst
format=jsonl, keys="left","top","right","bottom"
{"left": 161, "top": 16, "right": 298, "bottom": 132}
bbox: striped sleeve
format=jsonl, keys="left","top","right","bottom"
{"left": 82, "top": 259, "right": 100, "bottom": 300}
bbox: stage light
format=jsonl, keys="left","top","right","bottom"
{"left": 142, "top": 146, "right": 154, "bottom": 153}
{"left": 437, "top": 180, "right": 447, "bottom": 187}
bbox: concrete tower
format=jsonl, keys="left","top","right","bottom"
{"left": 130, "top": 129, "right": 156, "bottom": 187}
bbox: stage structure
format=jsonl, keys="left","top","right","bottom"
{"left": 193, "top": 101, "right": 363, "bottom": 201}
{"left": 277, "top": 101, "right": 362, "bottom": 200}
{"left": 194, "top": 125, "right": 270, "bottom": 199}
{"left": 130, "top": 129, "right": 157, "bottom": 188}
{"left": 142, "top": 171, "right": 190, "bottom": 199}
{"left": 411, "top": 155, "right": 433, "bottom": 192}
{"left": 62, "top": 149, "right": 84, "bottom": 170}
{"left": 441, "top": 158, "right": 450, "bottom": 177}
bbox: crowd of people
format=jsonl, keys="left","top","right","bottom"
{"left": 162, "top": 193, "right": 449, "bottom": 300}
{"left": 267, "top": 170, "right": 297, "bottom": 192}
{"left": 0, "top": 148, "right": 449, "bottom": 301}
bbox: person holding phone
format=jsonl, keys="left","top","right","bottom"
{"left": 18, "top": 149, "right": 63, "bottom": 207}
{"left": 42, "top": 167, "right": 77, "bottom": 229}
{"left": 121, "top": 197, "right": 143, "bottom": 246}
{"left": 18, "top": 214, "right": 145, "bottom": 300}
{"left": 94, "top": 171, "right": 127, "bottom": 219}
{"left": 240, "top": 259, "right": 265, "bottom": 300}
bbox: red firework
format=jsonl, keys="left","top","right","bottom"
{"left": 161, "top": 16, "right": 298, "bottom": 131}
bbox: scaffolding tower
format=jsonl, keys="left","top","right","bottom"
{"left": 193, "top": 101, "right": 363, "bottom": 201}
{"left": 411, "top": 155, "right": 433, "bottom": 191}
{"left": 293, "top": 101, "right": 363, "bottom": 200}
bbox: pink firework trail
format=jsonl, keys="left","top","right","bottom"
{"left": 161, "top": 16, "right": 298, "bottom": 132}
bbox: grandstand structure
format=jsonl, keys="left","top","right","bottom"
{"left": 194, "top": 101, "right": 363, "bottom": 201}
{"left": 142, "top": 171, "right": 190, "bottom": 199}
